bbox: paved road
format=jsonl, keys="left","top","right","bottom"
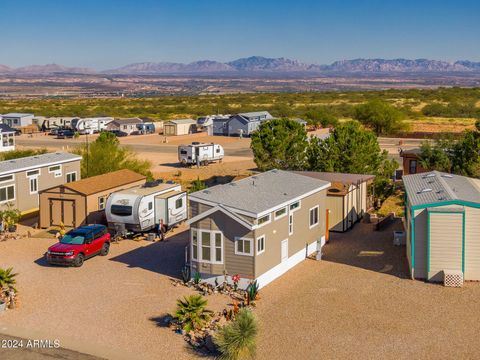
{"left": 16, "top": 137, "right": 253, "bottom": 157}
{"left": 0, "top": 335, "right": 101, "bottom": 360}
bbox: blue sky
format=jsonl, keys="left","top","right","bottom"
{"left": 1, "top": 0, "right": 479, "bottom": 69}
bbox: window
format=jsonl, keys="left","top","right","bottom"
{"left": 192, "top": 230, "right": 198, "bottom": 260}
{"left": 98, "top": 196, "right": 106, "bottom": 210}
{"left": 216, "top": 148, "right": 220, "bottom": 153}
{"left": 214, "top": 232, "right": 222, "bottom": 262}
{"left": 257, "top": 235, "right": 265, "bottom": 255}
{"left": 48, "top": 165, "right": 62, "bottom": 177}
{"left": 66, "top": 172, "right": 77, "bottom": 183}
{"left": 26, "top": 170, "right": 39, "bottom": 177}
{"left": 201, "top": 232, "right": 211, "bottom": 261}
{"left": 175, "top": 197, "right": 183, "bottom": 209}
{"left": 274, "top": 207, "right": 287, "bottom": 219}
{"left": 409, "top": 160, "right": 417, "bottom": 174}
{"left": 290, "top": 201, "right": 300, "bottom": 211}
{"left": 289, "top": 214, "right": 294, "bottom": 235}
{"left": 0, "top": 185, "right": 14, "bottom": 203}
{"left": 309, "top": 206, "right": 319, "bottom": 228}
{"left": 110, "top": 205, "right": 132, "bottom": 216}
{"left": 257, "top": 214, "right": 270, "bottom": 227}
{"left": 148, "top": 202, "right": 153, "bottom": 211}
{"left": 29, "top": 177, "right": 38, "bottom": 194}
{"left": 0, "top": 175, "right": 14, "bottom": 183}
{"left": 235, "top": 237, "right": 253, "bottom": 256}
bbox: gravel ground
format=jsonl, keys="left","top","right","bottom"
{"left": 2, "top": 219, "right": 479, "bottom": 359}
{"left": 254, "top": 219, "right": 480, "bottom": 359}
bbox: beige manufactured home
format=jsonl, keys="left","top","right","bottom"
{"left": 187, "top": 170, "right": 331, "bottom": 289}
{"left": 404, "top": 171, "right": 480, "bottom": 282}
{"left": 294, "top": 172, "right": 374, "bottom": 232}
{"left": 0, "top": 152, "right": 81, "bottom": 214}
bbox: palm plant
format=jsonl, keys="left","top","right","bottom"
{"left": 214, "top": 308, "right": 258, "bottom": 360}
{"left": 0, "top": 267, "right": 18, "bottom": 296}
{"left": 173, "top": 294, "right": 213, "bottom": 333}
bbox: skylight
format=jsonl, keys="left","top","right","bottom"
{"left": 417, "top": 188, "right": 432, "bottom": 194}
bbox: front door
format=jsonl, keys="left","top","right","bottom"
{"left": 281, "top": 239, "right": 288, "bottom": 262}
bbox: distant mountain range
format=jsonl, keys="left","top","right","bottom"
{"left": 1, "top": 56, "right": 480, "bottom": 75}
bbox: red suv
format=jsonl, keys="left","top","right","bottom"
{"left": 46, "top": 224, "right": 111, "bottom": 267}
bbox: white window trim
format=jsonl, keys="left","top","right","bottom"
{"left": 289, "top": 200, "right": 302, "bottom": 213}
{"left": 0, "top": 174, "right": 14, "bottom": 184}
{"left": 309, "top": 205, "right": 320, "bottom": 229}
{"left": 26, "top": 169, "right": 40, "bottom": 177}
{"left": 48, "top": 165, "right": 62, "bottom": 178}
{"left": 256, "top": 214, "right": 271, "bottom": 228}
{"left": 191, "top": 229, "right": 198, "bottom": 261}
{"left": 274, "top": 206, "right": 287, "bottom": 220}
{"left": 234, "top": 236, "right": 254, "bottom": 256}
{"left": 66, "top": 171, "right": 77, "bottom": 183}
{"left": 194, "top": 228, "right": 224, "bottom": 264}
{"left": 256, "top": 235, "right": 265, "bottom": 255}
{"left": 98, "top": 196, "right": 106, "bottom": 210}
{"left": 288, "top": 213, "right": 294, "bottom": 236}
{"left": 0, "top": 184, "right": 15, "bottom": 204}
{"left": 29, "top": 177, "right": 38, "bottom": 195}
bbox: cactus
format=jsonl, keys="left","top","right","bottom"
{"left": 247, "top": 280, "right": 259, "bottom": 303}
{"left": 180, "top": 266, "right": 191, "bottom": 284}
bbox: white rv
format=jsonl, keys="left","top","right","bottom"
{"left": 72, "top": 117, "right": 114, "bottom": 134}
{"left": 105, "top": 181, "right": 187, "bottom": 233}
{"left": 178, "top": 142, "right": 224, "bottom": 166}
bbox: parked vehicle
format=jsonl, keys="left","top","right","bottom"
{"left": 178, "top": 142, "right": 224, "bottom": 166}
{"left": 106, "top": 180, "right": 187, "bottom": 233}
{"left": 56, "top": 129, "right": 75, "bottom": 139}
{"left": 107, "top": 130, "right": 128, "bottom": 137}
{"left": 46, "top": 224, "right": 111, "bottom": 267}
{"left": 135, "top": 122, "right": 155, "bottom": 134}
{"left": 71, "top": 117, "right": 113, "bottom": 134}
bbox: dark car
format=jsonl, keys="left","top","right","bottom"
{"left": 56, "top": 129, "right": 75, "bottom": 139}
{"left": 46, "top": 225, "right": 111, "bottom": 267}
{"left": 109, "top": 130, "right": 128, "bottom": 137}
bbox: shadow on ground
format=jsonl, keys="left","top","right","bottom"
{"left": 109, "top": 228, "right": 189, "bottom": 279}
{"left": 322, "top": 218, "right": 410, "bottom": 279}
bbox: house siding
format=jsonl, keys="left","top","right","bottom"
{"left": 413, "top": 208, "right": 428, "bottom": 279}
{"left": 464, "top": 207, "right": 480, "bottom": 280}
{"left": 428, "top": 212, "right": 463, "bottom": 282}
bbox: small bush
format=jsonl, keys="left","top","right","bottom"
{"left": 173, "top": 294, "right": 213, "bottom": 333}
{"left": 214, "top": 308, "right": 258, "bottom": 360}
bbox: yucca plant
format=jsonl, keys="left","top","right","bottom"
{"left": 0, "top": 267, "right": 17, "bottom": 295}
{"left": 173, "top": 294, "right": 213, "bottom": 333}
{"left": 246, "top": 280, "right": 259, "bottom": 304}
{"left": 193, "top": 271, "right": 201, "bottom": 285}
{"left": 214, "top": 308, "right": 258, "bottom": 360}
{"left": 180, "top": 266, "right": 191, "bottom": 284}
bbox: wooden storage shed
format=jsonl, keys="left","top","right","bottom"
{"left": 404, "top": 171, "right": 480, "bottom": 282}
{"left": 39, "top": 169, "right": 146, "bottom": 228}
{"left": 163, "top": 119, "right": 197, "bottom": 136}
{"left": 294, "top": 172, "right": 375, "bottom": 232}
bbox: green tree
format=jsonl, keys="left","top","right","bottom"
{"left": 74, "top": 132, "right": 152, "bottom": 179}
{"left": 306, "top": 121, "right": 398, "bottom": 201}
{"left": 214, "top": 308, "right": 258, "bottom": 360}
{"left": 189, "top": 177, "right": 207, "bottom": 193}
{"left": 250, "top": 118, "right": 308, "bottom": 171}
{"left": 353, "top": 99, "right": 405, "bottom": 136}
{"left": 173, "top": 295, "right": 213, "bottom": 333}
{"left": 418, "top": 141, "right": 452, "bottom": 172}
{"left": 304, "top": 107, "right": 338, "bottom": 128}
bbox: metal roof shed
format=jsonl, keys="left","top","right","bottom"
{"left": 163, "top": 119, "right": 197, "bottom": 136}
{"left": 404, "top": 171, "right": 480, "bottom": 282}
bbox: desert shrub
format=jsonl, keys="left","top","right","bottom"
{"left": 173, "top": 295, "right": 213, "bottom": 333}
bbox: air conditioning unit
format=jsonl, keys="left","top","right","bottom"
{"left": 393, "top": 231, "right": 406, "bottom": 246}
{"left": 443, "top": 270, "right": 464, "bottom": 287}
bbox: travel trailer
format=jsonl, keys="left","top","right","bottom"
{"left": 105, "top": 180, "right": 187, "bottom": 233}
{"left": 71, "top": 117, "right": 114, "bottom": 134}
{"left": 178, "top": 142, "right": 224, "bottom": 166}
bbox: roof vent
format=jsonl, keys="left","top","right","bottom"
{"left": 423, "top": 173, "right": 436, "bottom": 179}
{"left": 203, "top": 190, "right": 210, "bottom": 194}
{"left": 417, "top": 188, "right": 433, "bottom": 194}
{"left": 9, "top": 160, "right": 15, "bottom": 163}
{"left": 441, "top": 174, "right": 453, "bottom": 178}
{"left": 229, "top": 182, "right": 237, "bottom": 186}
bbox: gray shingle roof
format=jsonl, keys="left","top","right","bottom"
{"left": 292, "top": 171, "right": 375, "bottom": 185}
{"left": 237, "top": 111, "right": 273, "bottom": 120}
{"left": 166, "top": 119, "right": 196, "bottom": 125}
{"left": 2, "top": 113, "right": 33, "bottom": 117}
{"left": 189, "top": 169, "right": 330, "bottom": 215}
{"left": 403, "top": 171, "right": 480, "bottom": 207}
{"left": 0, "top": 152, "right": 82, "bottom": 175}
{"left": 113, "top": 118, "right": 143, "bottom": 125}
